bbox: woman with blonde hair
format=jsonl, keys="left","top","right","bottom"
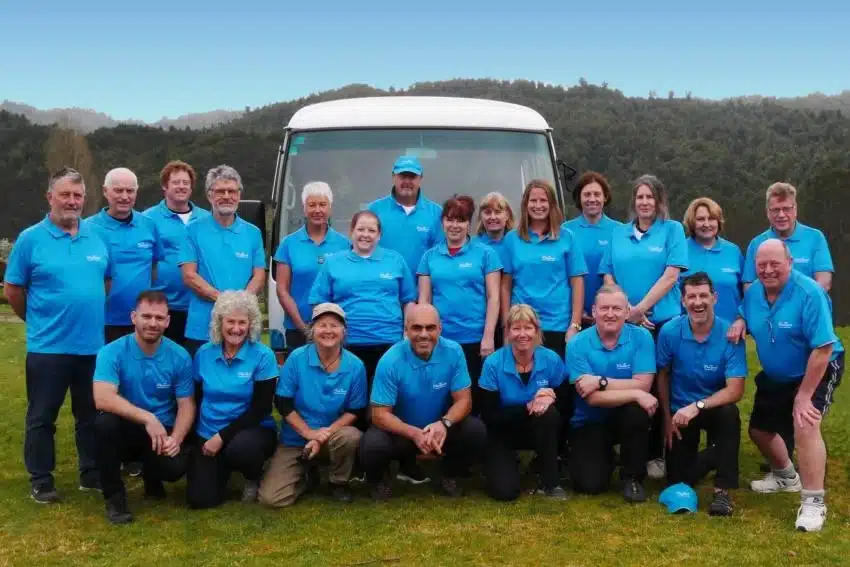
{"left": 474, "top": 191, "right": 516, "bottom": 266}
{"left": 480, "top": 304, "right": 570, "bottom": 501}
{"left": 186, "top": 291, "right": 278, "bottom": 509}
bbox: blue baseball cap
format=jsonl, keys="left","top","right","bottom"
{"left": 658, "top": 483, "right": 698, "bottom": 514}
{"left": 391, "top": 155, "right": 423, "bottom": 176}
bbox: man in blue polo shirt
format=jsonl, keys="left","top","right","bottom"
{"left": 92, "top": 291, "right": 195, "bottom": 524}
{"left": 732, "top": 239, "right": 843, "bottom": 532}
{"left": 742, "top": 182, "right": 833, "bottom": 292}
{"left": 360, "top": 304, "right": 486, "bottom": 500}
{"left": 143, "top": 160, "right": 211, "bottom": 345}
{"left": 368, "top": 155, "right": 442, "bottom": 272}
{"left": 178, "top": 165, "right": 266, "bottom": 357}
{"left": 85, "top": 167, "right": 165, "bottom": 344}
{"left": 656, "top": 272, "right": 747, "bottom": 517}
{"left": 567, "top": 285, "right": 657, "bottom": 502}
{"left": 4, "top": 167, "right": 111, "bottom": 503}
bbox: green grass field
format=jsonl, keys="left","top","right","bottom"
{"left": 1, "top": 323, "right": 849, "bottom": 566}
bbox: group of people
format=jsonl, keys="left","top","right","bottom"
{"left": 3, "top": 154, "right": 842, "bottom": 533}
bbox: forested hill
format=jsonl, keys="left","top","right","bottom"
{"left": 2, "top": 79, "right": 850, "bottom": 320}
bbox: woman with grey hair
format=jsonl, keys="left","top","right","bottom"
{"left": 186, "top": 291, "right": 278, "bottom": 509}
{"left": 598, "top": 174, "right": 689, "bottom": 480}
{"left": 274, "top": 182, "right": 349, "bottom": 352}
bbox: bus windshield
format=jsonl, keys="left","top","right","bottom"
{"left": 277, "top": 128, "right": 556, "bottom": 238}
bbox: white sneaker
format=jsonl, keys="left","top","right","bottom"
{"left": 795, "top": 501, "right": 826, "bottom": 532}
{"left": 646, "top": 458, "right": 666, "bottom": 480}
{"left": 750, "top": 471, "right": 802, "bottom": 493}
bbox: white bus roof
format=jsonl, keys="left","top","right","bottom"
{"left": 286, "top": 96, "right": 551, "bottom": 132}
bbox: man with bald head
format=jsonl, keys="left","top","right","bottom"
{"left": 732, "top": 239, "right": 843, "bottom": 532}
{"left": 85, "top": 167, "right": 164, "bottom": 343}
{"left": 360, "top": 304, "right": 487, "bottom": 500}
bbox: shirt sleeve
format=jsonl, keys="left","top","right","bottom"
{"left": 346, "top": 361, "right": 369, "bottom": 411}
{"left": 92, "top": 344, "right": 120, "bottom": 385}
{"left": 398, "top": 256, "right": 417, "bottom": 304}
{"left": 152, "top": 222, "right": 166, "bottom": 263}
{"left": 802, "top": 288, "right": 838, "bottom": 350}
{"left": 450, "top": 347, "right": 472, "bottom": 392}
{"left": 655, "top": 325, "right": 674, "bottom": 370}
{"left": 370, "top": 356, "right": 398, "bottom": 407}
{"left": 308, "top": 262, "right": 332, "bottom": 305}
{"left": 255, "top": 346, "right": 280, "bottom": 381}
{"left": 251, "top": 227, "right": 266, "bottom": 269}
{"left": 812, "top": 229, "right": 835, "bottom": 273}
{"left": 742, "top": 239, "right": 757, "bottom": 283}
{"left": 178, "top": 227, "right": 199, "bottom": 266}
{"left": 478, "top": 355, "right": 500, "bottom": 392}
{"left": 192, "top": 350, "right": 203, "bottom": 383}
{"left": 566, "top": 231, "right": 589, "bottom": 277}
{"left": 276, "top": 355, "right": 298, "bottom": 397}
{"left": 666, "top": 221, "right": 688, "bottom": 270}
{"left": 483, "top": 244, "right": 503, "bottom": 273}
{"left": 567, "top": 339, "right": 594, "bottom": 383}
{"left": 633, "top": 327, "right": 657, "bottom": 374}
{"left": 4, "top": 232, "right": 32, "bottom": 286}
{"left": 598, "top": 239, "right": 613, "bottom": 276}
{"left": 501, "top": 234, "right": 515, "bottom": 275}
{"left": 175, "top": 351, "right": 195, "bottom": 398}
{"left": 724, "top": 340, "right": 748, "bottom": 379}
{"left": 273, "top": 237, "right": 291, "bottom": 265}
{"left": 417, "top": 248, "right": 433, "bottom": 276}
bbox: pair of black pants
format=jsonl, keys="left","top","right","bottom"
{"left": 105, "top": 325, "right": 134, "bottom": 344}
{"left": 183, "top": 338, "right": 207, "bottom": 360}
{"left": 24, "top": 353, "right": 98, "bottom": 490}
{"left": 570, "top": 403, "right": 650, "bottom": 494}
{"left": 459, "top": 342, "right": 485, "bottom": 415}
{"left": 94, "top": 412, "right": 189, "bottom": 499}
{"left": 647, "top": 320, "right": 672, "bottom": 461}
{"left": 541, "top": 330, "right": 566, "bottom": 360}
{"left": 485, "top": 405, "right": 562, "bottom": 501}
{"left": 163, "top": 310, "right": 188, "bottom": 346}
{"left": 360, "top": 417, "right": 487, "bottom": 482}
{"left": 186, "top": 427, "right": 277, "bottom": 509}
{"left": 666, "top": 404, "right": 740, "bottom": 490}
{"left": 285, "top": 329, "right": 308, "bottom": 353}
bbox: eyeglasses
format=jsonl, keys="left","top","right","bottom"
{"left": 768, "top": 205, "right": 795, "bottom": 216}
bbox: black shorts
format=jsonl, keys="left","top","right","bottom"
{"left": 750, "top": 353, "right": 844, "bottom": 435}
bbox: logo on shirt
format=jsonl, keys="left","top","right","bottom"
{"left": 536, "top": 379, "right": 549, "bottom": 387}
{"left": 317, "top": 254, "right": 326, "bottom": 264}
{"left": 333, "top": 388, "right": 348, "bottom": 396}
{"left": 237, "top": 371, "right": 251, "bottom": 378}
{"left": 616, "top": 362, "right": 631, "bottom": 371}
{"left": 432, "top": 381, "right": 448, "bottom": 390}
{"left": 86, "top": 255, "right": 103, "bottom": 262}
{"left": 648, "top": 246, "right": 664, "bottom": 253}
{"left": 379, "top": 272, "right": 395, "bottom": 280}
{"left": 155, "top": 382, "right": 171, "bottom": 390}
{"left": 778, "top": 321, "right": 793, "bottom": 329}
{"left": 235, "top": 251, "right": 250, "bottom": 259}
{"left": 458, "top": 262, "right": 473, "bottom": 269}
{"left": 137, "top": 242, "right": 153, "bottom": 249}
{"left": 794, "top": 257, "right": 810, "bottom": 264}
{"left": 704, "top": 364, "right": 719, "bottom": 372}
{"left": 416, "top": 225, "right": 430, "bottom": 233}
{"left": 540, "top": 255, "right": 556, "bottom": 263}
{"left": 721, "top": 267, "right": 737, "bottom": 273}
{"left": 598, "top": 240, "right": 609, "bottom": 246}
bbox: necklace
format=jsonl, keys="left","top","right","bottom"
{"left": 319, "top": 351, "right": 342, "bottom": 373}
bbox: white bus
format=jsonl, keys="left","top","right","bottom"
{"left": 265, "top": 96, "right": 575, "bottom": 354}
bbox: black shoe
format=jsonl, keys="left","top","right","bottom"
{"left": 330, "top": 483, "right": 354, "bottom": 503}
{"left": 124, "top": 462, "right": 143, "bottom": 477}
{"left": 79, "top": 477, "right": 102, "bottom": 493}
{"left": 396, "top": 463, "right": 431, "bottom": 485}
{"left": 31, "top": 486, "right": 61, "bottom": 504}
{"left": 535, "top": 485, "right": 568, "bottom": 501}
{"left": 105, "top": 493, "right": 134, "bottom": 525}
{"left": 439, "top": 477, "right": 464, "bottom": 498}
{"left": 709, "top": 490, "right": 734, "bottom": 517}
{"left": 143, "top": 479, "right": 166, "bottom": 501}
{"left": 623, "top": 478, "right": 646, "bottom": 503}
{"left": 369, "top": 481, "right": 393, "bottom": 501}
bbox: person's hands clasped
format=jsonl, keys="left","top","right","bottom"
{"left": 423, "top": 421, "right": 448, "bottom": 454}
{"left": 145, "top": 415, "right": 168, "bottom": 454}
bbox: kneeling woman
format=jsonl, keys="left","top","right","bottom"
{"left": 187, "top": 291, "right": 278, "bottom": 509}
{"left": 480, "top": 304, "right": 571, "bottom": 501}
{"left": 259, "top": 303, "right": 367, "bottom": 507}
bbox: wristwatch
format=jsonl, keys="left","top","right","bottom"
{"left": 441, "top": 416, "right": 453, "bottom": 429}
{"left": 598, "top": 377, "right": 608, "bottom": 391}
{"left": 696, "top": 400, "right": 706, "bottom": 411}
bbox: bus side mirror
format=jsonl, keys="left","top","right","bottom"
{"left": 239, "top": 199, "right": 268, "bottom": 253}
{"left": 557, "top": 160, "right": 579, "bottom": 193}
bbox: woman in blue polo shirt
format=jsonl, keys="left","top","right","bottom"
{"left": 274, "top": 182, "right": 350, "bottom": 352}
{"left": 259, "top": 302, "right": 367, "bottom": 507}
{"left": 599, "top": 174, "right": 688, "bottom": 479}
{"left": 419, "top": 195, "right": 502, "bottom": 413}
{"left": 501, "top": 179, "right": 587, "bottom": 360}
{"left": 474, "top": 191, "right": 516, "bottom": 266}
{"left": 309, "top": 210, "right": 417, "bottom": 389}
{"left": 680, "top": 197, "right": 743, "bottom": 322}
{"left": 480, "top": 304, "right": 570, "bottom": 501}
{"left": 562, "top": 171, "right": 622, "bottom": 328}
{"left": 186, "top": 291, "right": 278, "bottom": 509}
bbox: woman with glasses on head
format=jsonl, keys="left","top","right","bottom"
{"left": 274, "top": 182, "right": 350, "bottom": 352}
{"left": 418, "top": 195, "right": 502, "bottom": 413}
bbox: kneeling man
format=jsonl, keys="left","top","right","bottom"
{"left": 360, "top": 304, "right": 486, "bottom": 500}
{"left": 567, "top": 285, "right": 657, "bottom": 502}
{"left": 657, "top": 272, "right": 746, "bottom": 516}
{"left": 93, "top": 291, "right": 195, "bottom": 524}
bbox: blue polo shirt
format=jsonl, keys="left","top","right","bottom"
{"left": 656, "top": 315, "right": 747, "bottom": 412}
{"left": 84, "top": 209, "right": 164, "bottom": 326}
{"left": 142, "top": 200, "right": 211, "bottom": 311}
{"left": 680, "top": 237, "right": 743, "bottom": 323}
{"left": 562, "top": 214, "right": 623, "bottom": 315}
{"left": 502, "top": 228, "right": 588, "bottom": 332}
{"left": 309, "top": 248, "right": 416, "bottom": 346}
{"left": 93, "top": 335, "right": 194, "bottom": 427}
{"left": 276, "top": 344, "right": 368, "bottom": 447}
{"left": 417, "top": 240, "right": 502, "bottom": 344}
{"left": 371, "top": 337, "right": 471, "bottom": 429}
{"left": 743, "top": 222, "right": 833, "bottom": 283}
{"left": 567, "top": 324, "right": 656, "bottom": 427}
{"left": 368, "top": 190, "right": 442, "bottom": 272}
{"left": 474, "top": 231, "right": 512, "bottom": 268}
{"left": 178, "top": 215, "right": 265, "bottom": 341}
{"left": 5, "top": 216, "right": 111, "bottom": 355}
{"left": 479, "top": 345, "right": 567, "bottom": 406}
{"left": 599, "top": 219, "right": 689, "bottom": 325}
{"left": 193, "top": 340, "right": 278, "bottom": 440}
{"left": 273, "top": 226, "right": 350, "bottom": 330}
{"left": 741, "top": 270, "right": 843, "bottom": 383}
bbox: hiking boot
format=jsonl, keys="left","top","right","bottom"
{"left": 31, "top": 485, "right": 61, "bottom": 504}
{"left": 105, "top": 493, "right": 134, "bottom": 525}
{"left": 623, "top": 478, "right": 647, "bottom": 503}
{"left": 708, "top": 490, "right": 733, "bottom": 516}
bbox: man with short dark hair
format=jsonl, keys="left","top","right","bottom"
{"left": 4, "top": 167, "right": 111, "bottom": 503}
{"left": 656, "top": 272, "right": 747, "bottom": 516}
{"left": 93, "top": 291, "right": 195, "bottom": 524}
